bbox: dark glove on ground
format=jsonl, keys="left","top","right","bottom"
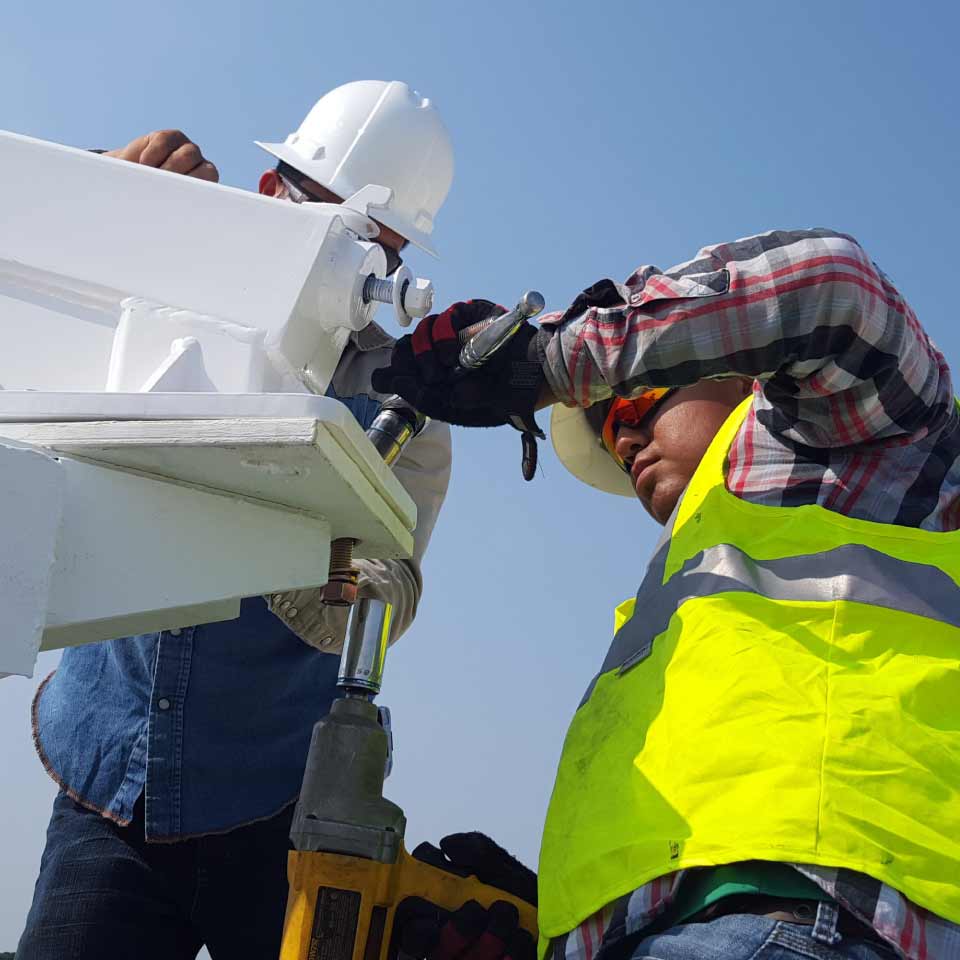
{"left": 370, "top": 300, "right": 547, "bottom": 429}
{"left": 393, "top": 833, "right": 537, "bottom": 960}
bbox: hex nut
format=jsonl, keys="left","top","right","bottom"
{"left": 321, "top": 580, "right": 358, "bottom": 606}
{"left": 403, "top": 278, "right": 434, "bottom": 318}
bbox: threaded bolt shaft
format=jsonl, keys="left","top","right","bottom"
{"left": 363, "top": 275, "right": 395, "bottom": 305}
{"left": 328, "top": 538, "right": 358, "bottom": 578}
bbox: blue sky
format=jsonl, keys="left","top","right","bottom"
{"left": 2, "top": 0, "right": 959, "bottom": 950}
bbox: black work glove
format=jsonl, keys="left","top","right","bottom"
{"left": 414, "top": 833, "right": 537, "bottom": 905}
{"left": 393, "top": 833, "right": 537, "bottom": 960}
{"left": 370, "top": 300, "right": 547, "bottom": 433}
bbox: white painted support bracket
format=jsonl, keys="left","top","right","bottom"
{"left": 0, "top": 437, "right": 341, "bottom": 677}
{"left": 0, "top": 403, "right": 416, "bottom": 677}
{"left": 0, "top": 133, "right": 425, "bottom": 680}
{"left": 42, "top": 453, "right": 333, "bottom": 654}
{"left": 0, "top": 441, "right": 64, "bottom": 678}
{"left": 0, "top": 401, "right": 418, "bottom": 678}
{"left": 0, "top": 129, "right": 392, "bottom": 397}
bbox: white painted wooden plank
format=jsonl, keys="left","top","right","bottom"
{"left": 0, "top": 417, "right": 415, "bottom": 559}
{"left": 0, "top": 393, "right": 416, "bottom": 535}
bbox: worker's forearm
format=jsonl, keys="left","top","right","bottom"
{"left": 536, "top": 229, "right": 948, "bottom": 445}
{"left": 538, "top": 229, "right": 862, "bottom": 405}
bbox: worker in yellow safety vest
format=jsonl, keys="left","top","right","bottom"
{"left": 372, "top": 228, "right": 960, "bottom": 960}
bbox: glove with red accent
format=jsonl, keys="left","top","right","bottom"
{"left": 393, "top": 833, "right": 537, "bottom": 960}
{"left": 370, "top": 300, "right": 546, "bottom": 431}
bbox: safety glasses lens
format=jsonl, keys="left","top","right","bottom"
{"left": 600, "top": 389, "right": 672, "bottom": 468}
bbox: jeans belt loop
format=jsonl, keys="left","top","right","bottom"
{"left": 811, "top": 900, "right": 842, "bottom": 945}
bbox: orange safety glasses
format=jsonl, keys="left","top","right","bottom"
{"left": 600, "top": 388, "right": 675, "bottom": 469}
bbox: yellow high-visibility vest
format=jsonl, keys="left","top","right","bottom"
{"left": 538, "top": 398, "right": 960, "bottom": 943}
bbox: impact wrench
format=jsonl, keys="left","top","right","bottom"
{"left": 280, "top": 293, "right": 544, "bottom": 960}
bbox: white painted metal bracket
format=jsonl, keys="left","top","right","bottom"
{"left": 0, "top": 397, "right": 417, "bottom": 676}
{"left": 0, "top": 129, "right": 390, "bottom": 396}
{"left": 0, "top": 131, "right": 425, "bottom": 679}
{"left": 0, "top": 441, "right": 64, "bottom": 678}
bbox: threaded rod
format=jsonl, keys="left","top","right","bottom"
{"left": 363, "top": 275, "right": 395, "bottom": 305}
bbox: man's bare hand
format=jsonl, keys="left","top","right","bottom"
{"left": 104, "top": 130, "right": 219, "bottom": 182}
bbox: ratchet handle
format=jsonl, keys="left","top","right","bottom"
{"left": 454, "top": 290, "right": 547, "bottom": 483}
{"left": 458, "top": 291, "right": 545, "bottom": 369}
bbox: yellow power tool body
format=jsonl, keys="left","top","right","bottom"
{"left": 281, "top": 845, "right": 537, "bottom": 960}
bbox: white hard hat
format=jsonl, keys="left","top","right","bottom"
{"left": 256, "top": 80, "right": 454, "bottom": 257}
{"left": 551, "top": 401, "right": 635, "bottom": 498}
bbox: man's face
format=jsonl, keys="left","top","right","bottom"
{"left": 612, "top": 380, "right": 751, "bottom": 525}
{"left": 257, "top": 167, "right": 408, "bottom": 269}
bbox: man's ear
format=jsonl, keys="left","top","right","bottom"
{"left": 259, "top": 169, "right": 286, "bottom": 198}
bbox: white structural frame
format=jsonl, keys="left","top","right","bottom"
{"left": 0, "top": 131, "right": 426, "bottom": 677}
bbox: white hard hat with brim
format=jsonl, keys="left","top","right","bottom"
{"left": 256, "top": 80, "right": 454, "bottom": 258}
{"left": 550, "top": 401, "right": 636, "bottom": 498}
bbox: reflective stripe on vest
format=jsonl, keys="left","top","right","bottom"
{"left": 538, "top": 397, "right": 960, "bottom": 942}
{"left": 580, "top": 539, "right": 960, "bottom": 707}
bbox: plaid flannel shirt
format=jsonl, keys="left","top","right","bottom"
{"left": 538, "top": 229, "right": 960, "bottom": 960}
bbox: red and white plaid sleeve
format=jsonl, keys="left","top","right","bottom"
{"left": 539, "top": 228, "right": 952, "bottom": 450}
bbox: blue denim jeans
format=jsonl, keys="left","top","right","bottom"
{"left": 18, "top": 791, "right": 294, "bottom": 959}
{"left": 626, "top": 909, "right": 897, "bottom": 960}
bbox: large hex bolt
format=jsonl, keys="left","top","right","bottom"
{"left": 322, "top": 537, "right": 360, "bottom": 606}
